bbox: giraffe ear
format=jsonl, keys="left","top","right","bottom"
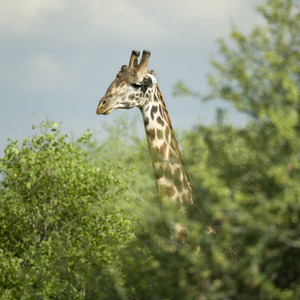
{"left": 143, "top": 76, "right": 153, "bottom": 88}
{"left": 140, "top": 76, "right": 153, "bottom": 93}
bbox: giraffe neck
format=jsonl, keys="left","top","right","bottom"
{"left": 140, "top": 84, "right": 194, "bottom": 204}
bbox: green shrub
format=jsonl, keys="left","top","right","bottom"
{"left": 0, "top": 121, "right": 134, "bottom": 299}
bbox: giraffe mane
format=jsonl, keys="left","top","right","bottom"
{"left": 155, "top": 85, "right": 173, "bottom": 131}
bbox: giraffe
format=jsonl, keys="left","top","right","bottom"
{"left": 96, "top": 50, "right": 194, "bottom": 207}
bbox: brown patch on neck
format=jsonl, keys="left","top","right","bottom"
{"left": 146, "top": 128, "right": 155, "bottom": 141}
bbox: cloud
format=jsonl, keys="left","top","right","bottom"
{"left": 80, "top": 0, "right": 168, "bottom": 41}
{"left": 152, "top": 0, "right": 262, "bottom": 43}
{"left": 0, "top": 0, "right": 167, "bottom": 44}
{"left": 0, "top": 0, "right": 66, "bottom": 35}
{"left": 0, "top": 0, "right": 263, "bottom": 96}
{"left": 0, "top": 53, "right": 79, "bottom": 97}
{"left": 24, "top": 54, "right": 78, "bottom": 91}
{"left": 0, "top": 0, "right": 262, "bottom": 44}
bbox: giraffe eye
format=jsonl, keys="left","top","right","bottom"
{"left": 131, "top": 83, "right": 142, "bottom": 89}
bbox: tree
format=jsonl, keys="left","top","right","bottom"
{"left": 176, "top": 0, "right": 300, "bottom": 298}
{"left": 0, "top": 121, "right": 136, "bottom": 299}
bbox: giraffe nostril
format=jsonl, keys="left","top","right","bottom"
{"left": 102, "top": 99, "right": 107, "bottom": 105}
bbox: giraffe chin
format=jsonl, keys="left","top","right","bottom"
{"left": 102, "top": 108, "right": 113, "bottom": 115}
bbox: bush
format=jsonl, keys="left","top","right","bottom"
{"left": 0, "top": 121, "right": 135, "bottom": 299}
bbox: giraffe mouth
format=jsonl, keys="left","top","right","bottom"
{"left": 102, "top": 108, "right": 113, "bottom": 115}
{"left": 96, "top": 106, "right": 113, "bottom": 115}
{"left": 96, "top": 99, "right": 114, "bottom": 115}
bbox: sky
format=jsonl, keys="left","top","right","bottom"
{"left": 0, "top": 0, "right": 263, "bottom": 155}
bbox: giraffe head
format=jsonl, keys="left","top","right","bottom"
{"left": 96, "top": 50, "right": 157, "bottom": 115}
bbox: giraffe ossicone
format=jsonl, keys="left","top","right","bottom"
{"left": 97, "top": 50, "right": 194, "bottom": 205}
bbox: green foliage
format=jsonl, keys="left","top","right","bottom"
{"left": 208, "top": 0, "right": 300, "bottom": 120}
{"left": 174, "top": 0, "right": 300, "bottom": 298}
{"left": 181, "top": 121, "right": 300, "bottom": 299}
{"left": 0, "top": 121, "right": 135, "bottom": 299}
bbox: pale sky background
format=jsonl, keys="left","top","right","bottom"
{"left": 0, "top": 0, "right": 263, "bottom": 155}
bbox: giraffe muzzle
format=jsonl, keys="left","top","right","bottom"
{"left": 96, "top": 98, "right": 114, "bottom": 115}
